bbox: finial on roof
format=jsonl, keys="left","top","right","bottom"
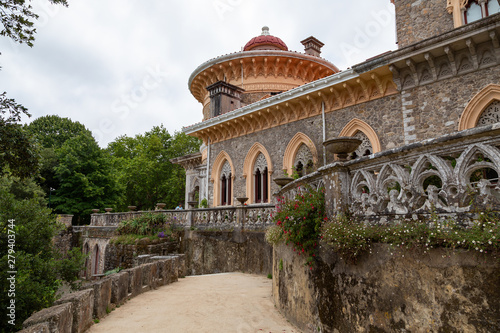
{"left": 261, "top": 26, "right": 270, "bottom": 36}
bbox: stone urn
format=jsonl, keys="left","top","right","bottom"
{"left": 187, "top": 201, "right": 197, "bottom": 208}
{"left": 127, "top": 206, "right": 137, "bottom": 211}
{"left": 274, "top": 176, "right": 294, "bottom": 187}
{"left": 236, "top": 197, "right": 248, "bottom": 206}
{"left": 104, "top": 208, "right": 113, "bottom": 213}
{"left": 323, "top": 137, "right": 362, "bottom": 161}
{"left": 156, "top": 203, "right": 166, "bottom": 210}
{"left": 91, "top": 209, "right": 100, "bottom": 214}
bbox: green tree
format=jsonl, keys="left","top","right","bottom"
{"left": 1, "top": 0, "right": 69, "bottom": 178}
{"left": 108, "top": 126, "right": 201, "bottom": 211}
{"left": 0, "top": 95, "right": 38, "bottom": 178}
{"left": 25, "top": 115, "right": 91, "bottom": 149}
{"left": 25, "top": 115, "right": 92, "bottom": 196}
{"left": 53, "top": 132, "right": 119, "bottom": 223}
{"left": 1, "top": 0, "right": 68, "bottom": 47}
{"left": 0, "top": 175, "right": 85, "bottom": 331}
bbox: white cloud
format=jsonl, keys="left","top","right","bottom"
{"left": 0, "top": 0, "right": 396, "bottom": 147}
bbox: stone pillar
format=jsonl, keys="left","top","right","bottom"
{"left": 322, "top": 163, "right": 350, "bottom": 218}
{"left": 187, "top": 209, "right": 193, "bottom": 228}
{"left": 236, "top": 206, "right": 246, "bottom": 230}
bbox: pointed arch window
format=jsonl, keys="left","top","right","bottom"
{"left": 349, "top": 131, "right": 373, "bottom": 160}
{"left": 254, "top": 153, "right": 269, "bottom": 203}
{"left": 93, "top": 244, "right": 99, "bottom": 276}
{"left": 294, "top": 143, "right": 314, "bottom": 177}
{"left": 83, "top": 243, "right": 89, "bottom": 278}
{"left": 220, "top": 161, "right": 232, "bottom": 206}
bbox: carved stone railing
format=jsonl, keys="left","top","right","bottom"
{"left": 242, "top": 204, "right": 275, "bottom": 230}
{"left": 192, "top": 207, "right": 237, "bottom": 229}
{"left": 276, "top": 172, "right": 325, "bottom": 201}
{"left": 278, "top": 124, "right": 500, "bottom": 224}
{"left": 87, "top": 204, "right": 276, "bottom": 235}
{"left": 90, "top": 210, "right": 190, "bottom": 227}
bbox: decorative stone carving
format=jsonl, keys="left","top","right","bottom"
{"left": 350, "top": 131, "right": 373, "bottom": 159}
{"left": 349, "top": 140, "right": 500, "bottom": 217}
{"left": 390, "top": 34, "right": 499, "bottom": 92}
{"left": 294, "top": 144, "right": 314, "bottom": 174}
{"left": 254, "top": 153, "right": 267, "bottom": 172}
{"left": 477, "top": 100, "right": 500, "bottom": 126}
{"left": 221, "top": 160, "right": 231, "bottom": 178}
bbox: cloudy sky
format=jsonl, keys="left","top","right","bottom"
{"left": 0, "top": 0, "right": 396, "bottom": 147}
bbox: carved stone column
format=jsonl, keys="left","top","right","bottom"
{"left": 321, "top": 163, "right": 351, "bottom": 218}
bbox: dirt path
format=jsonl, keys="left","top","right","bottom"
{"left": 87, "top": 272, "right": 300, "bottom": 333}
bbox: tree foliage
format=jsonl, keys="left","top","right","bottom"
{"left": 0, "top": 176, "right": 85, "bottom": 331}
{"left": 0, "top": 0, "right": 68, "bottom": 47}
{"left": 24, "top": 116, "right": 119, "bottom": 222}
{"left": 0, "top": 93, "right": 38, "bottom": 178}
{"left": 108, "top": 126, "right": 201, "bottom": 211}
{"left": 1, "top": 0, "right": 70, "bottom": 179}
{"left": 26, "top": 115, "right": 92, "bottom": 197}
{"left": 53, "top": 132, "right": 119, "bottom": 222}
{"left": 25, "top": 115, "right": 91, "bottom": 149}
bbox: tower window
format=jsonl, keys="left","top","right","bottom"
{"left": 464, "top": 0, "right": 499, "bottom": 24}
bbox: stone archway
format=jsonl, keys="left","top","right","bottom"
{"left": 211, "top": 151, "right": 235, "bottom": 207}
{"left": 282, "top": 132, "right": 318, "bottom": 177}
{"left": 243, "top": 143, "right": 273, "bottom": 204}
{"left": 459, "top": 84, "right": 500, "bottom": 130}
{"left": 339, "top": 118, "right": 381, "bottom": 155}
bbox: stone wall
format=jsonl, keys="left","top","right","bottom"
{"left": 20, "top": 256, "right": 184, "bottom": 333}
{"left": 104, "top": 239, "right": 179, "bottom": 271}
{"left": 324, "top": 94, "right": 404, "bottom": 151}
{"left": 181, "top": 230, "right": 272, "bottom": 276}
{"left": 273, "top": 243, "right": 500, "bottom": 333}
{"left": 53, "top": 215, "right": 74, "bottom": 258}
{"left": 394, "top": 0, "right": 454, "bottom": 48}
{"left": 401, "top": 66, "right": 500, "bottom": 142}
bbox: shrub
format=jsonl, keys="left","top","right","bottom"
{"left": 273, "top": 186, "right": 325, "bottom": 267}
{"left": 199, "top": 198, "right": 208, "bottom": 208}
{"left": 321, "top": 210, "right": 500, "bottom": 262}
{"left": 265, "top": 225, "right": 283, "bottom": 245}
{"left": 116, "top": 212, "right": 173, "bottom": 239}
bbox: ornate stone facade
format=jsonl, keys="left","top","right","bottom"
{"left": 177, "top": 4, "right": 500, "bottom": 210}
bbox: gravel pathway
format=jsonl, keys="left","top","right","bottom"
{"left": 87, "top": 272, "right": 300, "bottom": 333}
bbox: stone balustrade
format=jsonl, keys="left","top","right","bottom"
{"left": 88, "top": 205, "right": 275, "bottom": 230}
{"left": 278, "top": 124, "right": 500, "bottom": 224}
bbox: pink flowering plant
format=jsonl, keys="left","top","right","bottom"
{"left": 270, "top": 186, "right": 326, "bottom": 267}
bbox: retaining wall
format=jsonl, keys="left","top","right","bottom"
{"left": 20, "top": 255, "right": 185, "bottom": 333}
{"left": 181, "top": 230, "right": 272, "bottom": 276}
{"left": 272, "top": 243, "right": 500, "bottom": 333}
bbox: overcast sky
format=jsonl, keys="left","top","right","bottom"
{"left": 0, "top": 0, "right": 396, "bottom": 147}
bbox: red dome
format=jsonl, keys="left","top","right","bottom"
{"left": 243, "top": 26, "right": 288, "bottom": 51}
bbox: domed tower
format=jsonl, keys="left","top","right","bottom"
{"left": 188, "top": 27, "right": 339, "bottom": 120}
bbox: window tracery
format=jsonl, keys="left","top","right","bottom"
{"left": 294, "top": 143, "right": 314, "bottom": 177}
{"left": 220, "top": 160, "right": 232, "bottom": 206}
{"left": 349, "top": 131, "right": 373, "bottom": 160}
{"left": 477, "top": 100, "right": 500, "bottom": 126}
{"left": 254, "top": 153, "right": 269, "bottom": 203}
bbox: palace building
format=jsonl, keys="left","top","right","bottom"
{"left": 172, "top": 0, "right": 500, "bottom": 209}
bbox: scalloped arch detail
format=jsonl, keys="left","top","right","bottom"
{"left": 282, "top": 132, "right": 319, "bottom": 176}
{"left": 459, "top": 84, "right": 500, "bottom": 131}
{"left": 211, "top": 151, "right": 235, "bottom": 207}
{"left": 339, "top": 118, "right": 381, "bottom": 153}
{"left": 243, "top": 143, "right": 273, "bottom": 204}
